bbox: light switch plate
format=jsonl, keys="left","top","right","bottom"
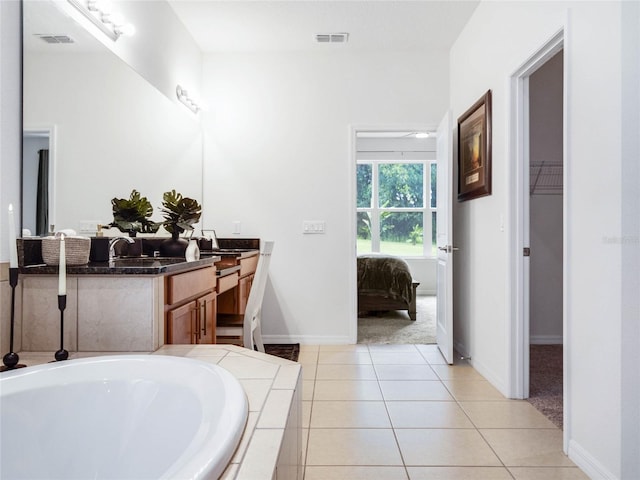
{"left": 303, "top": 221, "right": 325, "bottom": 234}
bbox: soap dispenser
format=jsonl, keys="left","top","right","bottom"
{"left": 185, "top": 239, "right": 200, "bottom": 262}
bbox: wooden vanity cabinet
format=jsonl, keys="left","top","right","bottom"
{"left": 165, "top": 266, "right": 217, "bottom": 344}
{"left": 217, "top": 252, "right": 258, "bottom": 315}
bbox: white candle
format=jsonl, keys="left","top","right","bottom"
{"left": 8, "top": 204, "right": 18, "bottom": 268}
{"left": 58, "top": 234, "right": 66, "bottom": 296}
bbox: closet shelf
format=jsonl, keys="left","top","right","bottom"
{"left": 530, "top": 162, "right": 563, "bottom": 195}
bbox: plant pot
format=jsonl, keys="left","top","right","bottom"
{"left": 159, "top": 232, "right": 188, "bottom": 257}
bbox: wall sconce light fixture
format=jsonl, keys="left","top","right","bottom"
{"left": 67, "top": 0, "right": 135, "bottom": 41}
{"left": 176, "top": 85, "right": 201, "bottom": 114}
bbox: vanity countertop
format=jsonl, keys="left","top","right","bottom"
{"left": 201, "top": 249, "right": 259, "bottom": 259}
{"left": 19, "top": 256, "right": 220, "bottom": 276}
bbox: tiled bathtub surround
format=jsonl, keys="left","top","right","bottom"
{"left": 15, "top": 345, "right": 302, "bottom": 480}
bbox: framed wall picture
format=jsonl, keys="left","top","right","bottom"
{"left": 457, "top": 90, "right": 492, "bottom": 201}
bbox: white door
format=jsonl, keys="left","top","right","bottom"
{"left": 436, "top": 112, "right": 454, "bottom": 364}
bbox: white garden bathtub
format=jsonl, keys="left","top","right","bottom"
{"left": 0, "top": 355, "right": 248, "bottom": 479}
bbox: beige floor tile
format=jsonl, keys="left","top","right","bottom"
{"left": 396, "top": 429, "right": 501, "bottom": 466}
{"left": 302, "top": 428, "right": 309, "bottom": 466}
{"left": 407, "top": 466, "right": 514, "bottom": 479}
{"left": 421, "top": 353, "right": 450, "bottom": 364}
{"left": 431, "top": 364, "right": 485, "bottom": 380}
{"left": 379, "top": 380, "right": 454, "bottom": 401}
{"left": 306, "top": 428, "right": 403, "bottom": 466}
{"left": 310, "top": 401, "right": 391, "bottom": 428}
{"left": 299, "top": 344, "right": 320, "bottom": 353}
{"left": 318, "top": 351, "right": 372, "bottom": 364}
{"left": 298, "top": 351, "right": 319, "bottom": 364}
{"left": 375, "top": 364, "right": 438, "bottom": 381}
{"left": 386, "top": 401, "right": 474, "bottom": 429}
{"left": 313, "top": 380, "right": 383, "bottom": 401}
{"left": 316, "top": 364, "right": 377, "bottom": 380}
{"left": 319, "top": 344, "right": 370, "bottom": 352}
{"left": 481, "top": 429, "right": 575, "bottom": 467}
{"left": 305, "top": 466, "right": 409, "bottom": 479}
{"left": 461, "top": 401, "right": 557, "bottom": 429}
{"left": 370, "top": 352, "right": 429, "bottom": 365}
{"left": 368, "top": 344, "right": 420, "bottom": 353}
{"left": 302, "top": 380, "right": 315, "bottom": 401}
{"left": 442, "top": 379, "right": 508, "bottom": 401}
{"left": 301, "top": 362, "right": 317, "bottom": 380}
{"left": 414, "top": 344, "right": 440, "bottom": 355}
{"left": 509, "top": 467, "right": 590, "bottom": 479}
{"left": 302, "top": 401, "right": 312, "bottom": 428}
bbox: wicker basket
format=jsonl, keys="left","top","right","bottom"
{"left": 42, "top": 236, "right": 91, "bottom": 266}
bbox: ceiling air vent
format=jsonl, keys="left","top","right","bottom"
{"left": 37, "top": 35, "right": 75, "bottom": 44}
{"left": 315, "top": 33, "right": 349, "bottom": 44}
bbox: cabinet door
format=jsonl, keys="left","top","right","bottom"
{"left": 167, "top": 301, "right": 197, "bottom": 344}
{"left": 238, "top": 273, "right": 254, "bottom": 314}
{"left": 196, "top": 292, "right": 216, "bottom": 344}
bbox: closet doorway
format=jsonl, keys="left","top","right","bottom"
{"left": 527, "top": 50, "right": 564, "bottom": 429}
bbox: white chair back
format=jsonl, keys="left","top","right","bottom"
{"left": 243, "top": 241, "right": 274, "bottom": 352}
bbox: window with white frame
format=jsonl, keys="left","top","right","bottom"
{"left": 357, "top": 160, "right": 437, "bottom": 257}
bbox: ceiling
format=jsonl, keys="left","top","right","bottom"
{"left": 167, "top": 0, "right": 480, "bottom": 53}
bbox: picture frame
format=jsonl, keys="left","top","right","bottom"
{"left": 457, "top": 90, "right": 492, "bottom": 201}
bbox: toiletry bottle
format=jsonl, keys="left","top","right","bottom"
{"left": 185, "top": 239, "right": 200, "bottom": 262}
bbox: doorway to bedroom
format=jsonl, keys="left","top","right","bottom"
{"left": 354, "top": 129, "right": 438, "bottom": 345}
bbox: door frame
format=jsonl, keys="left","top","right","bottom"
{"left": 348, "top": 124, "right": 433, "bottom": 344}
{"left": 507, "top": 28, "right": 567, "bottom": 449}
{"left": 22, "top": 125, "right": 57, "bottom": 234}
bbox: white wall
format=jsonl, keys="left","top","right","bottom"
{"left": 450, "top": 1, "right": 629, "bottom": 477}
{"left": 529, "top": 51, "right": 563, "bottom": 344}
{"left": 201, "top": 50, "right": 449, "bottom": 343}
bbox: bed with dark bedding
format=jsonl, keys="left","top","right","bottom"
{"left": 357, "top": 254, "right": 420, "bottom": 321}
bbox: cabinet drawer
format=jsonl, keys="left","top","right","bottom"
{"left": 167, "top": 267, "right": 214, "bottom": 305}
{"left": 240, "top": 254, "right": 259, "bottom": 277}
{"left": 217, "top": 272, "right": 239, "bottom": 294}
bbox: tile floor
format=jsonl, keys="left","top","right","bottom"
{"left": 299, "top": 344, "right": 588, "bottom": 480}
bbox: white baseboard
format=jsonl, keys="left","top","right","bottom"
{"left": 530, "top": 335, "right": 563, "bottom": 345}
{"left": 569, "top": 439, "right": 618, "bottom": 480}
{"left": 262, "top": 334, "right": 353, "bottom": 345}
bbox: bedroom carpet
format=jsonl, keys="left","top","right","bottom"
{"left": 528, "top": 344, "right": 563, "bottom": 429}
{"left": 357, "top": 295, "right": 436, "bottom": 344}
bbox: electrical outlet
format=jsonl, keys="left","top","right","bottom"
{"left": 303, "top": 221, "right": 326, "bottom": 234}
{"left": 78, "top": 220, "right": 102, "bottom": 233}
{"left": 232, "top": 221, "right": 241, "bottom": 234}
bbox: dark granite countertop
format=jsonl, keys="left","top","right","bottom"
{"left": 19, "top": 256, "right": 220, "bottom": 276}
{"left": 201, "top": 249, "right": 259, "bottom": 259}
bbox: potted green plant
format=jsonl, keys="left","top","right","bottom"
{"left": 107, "top": 189, "right": 160, "bottom": 237}
{"left": 159, "top": 189, "right": 202, "bottom": 257}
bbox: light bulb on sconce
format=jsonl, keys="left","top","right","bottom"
{"left": 176, "top": 85, "right": 201, "bottom": 114}
{"left": 68, "top": 0, "right": 135, "bottom": 41}
{"left": 115, "top": 23, "right": 135, "bottom": 36}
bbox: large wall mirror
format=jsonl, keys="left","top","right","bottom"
{"left": 22, "top": 0, "right": 203, "bottom": 237}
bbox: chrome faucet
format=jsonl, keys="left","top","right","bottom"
{"left": 109, "top": 236, "right": 135, "bottom": 259}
